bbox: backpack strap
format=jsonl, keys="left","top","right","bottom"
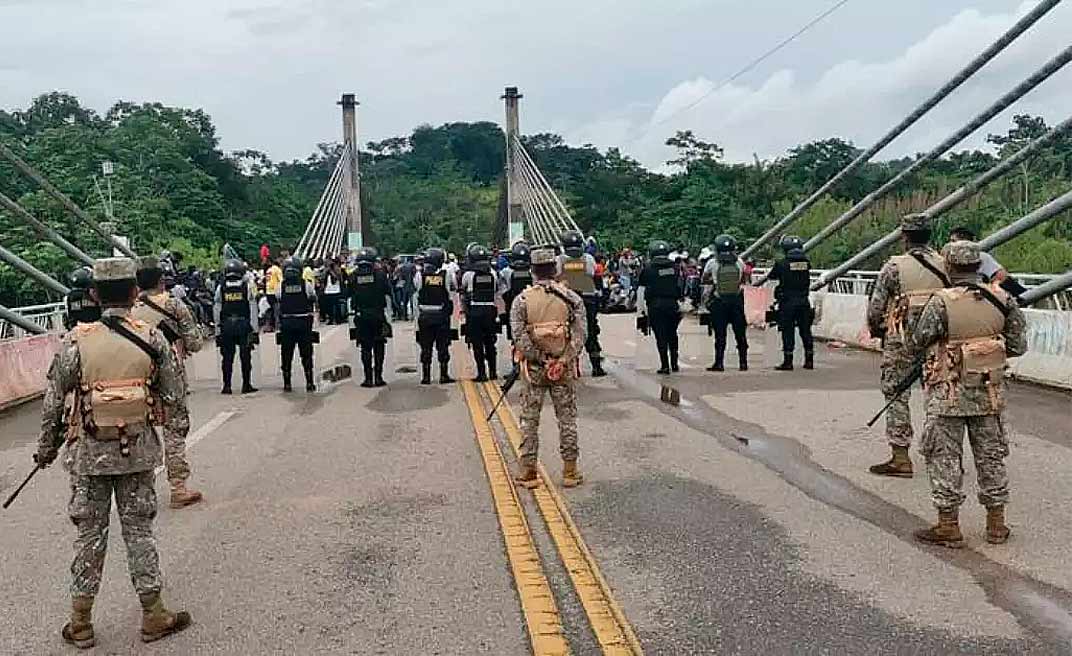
{"left": 101, "top": 315, "right": 162, "bottom": 365}
{"left": 908, "top": 251, "right": 951, "bottom": 288}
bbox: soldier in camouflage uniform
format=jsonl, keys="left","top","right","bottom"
{"left": 132, "top": 256, "right": 205, "bottom": 508}
{"left": 510, "top": 247, "right": 588, "bottom": 490}
{"left": 906, "top": 241, "right": 1028, "bottom": 548}
{"left": 865, "top": 214, "right": 948, "bottom": 478}
{"left": 34, "top": 257, "right": 192, "bottom": 649}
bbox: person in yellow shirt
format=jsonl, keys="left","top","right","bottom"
{"left": 265, "top": 259, "right": 283, "bottom": 332}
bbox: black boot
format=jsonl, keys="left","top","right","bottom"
{"left": 487, "top": 353, "right": 498, "bottom": 381}
{"left": 591, "top": 357, "right": 607, "bottom": 377}
{"left": 373, "top": 343, "right": 387, "bottom": 387}
{"left": 474, "top": 358, "right": 488, "bottom": 383}
{"left": 775, "top": 352, "right": 794, "bottom": 371}
{"left": 670, "top": 349, "right": 679, "bottom": 373}
{"left": 282, "top": 369, "right": 293, "bottom": 393}
{"left": 304, "top": 368, "right": 316, "bottom": 392}
{"left": 739, "top": 350, "right": 749, "bottom": 372}
{"left": 420, "top": 363, "right": 432, "bottom": 385}
{"left": 803, "top": 351, "right": 815, "bottom": 370}
{"left": 439, "top": 361, "right": 454, "bottom": 384}
{"left": 707, "top": 353, "right": 724, "bottom": 372}
{"left": 221, "top": 359, "right": 233, "bottom": 394}
{"left": 360, "top": 349, "right": 374, "bottom": 388}
{"left": 656, "top": 349, "right": 670, "bottom": 375}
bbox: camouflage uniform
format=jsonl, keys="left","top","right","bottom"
{"left": 866, "top": 217, "right": 947, "bottom": 449}
{"left": 907, "top": 242, "right": 1028, "bottom": 513}
{"left": 510, "top": 274, "right": 587, "bottom": 469}
{"left": 131, "top": 290, "right": 202, "bottom": 487}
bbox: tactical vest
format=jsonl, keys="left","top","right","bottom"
{"left": 66, "top": 289, "right": 101, "bottom": 326}
{"left": 524, "top": 283, "right": 571, "bottom": 359}
{"left": 886, "top": 251, "right": 946, "bottom": 336}
{"left": 130, "top": 292, "right": 179, "bottom": 343}
{"left": 924, "top": 286, "right": 1009, "bottom": 414}
{"left": 418, "top": 267, "right": 449, "bottom": 317}
{"left": 71, "top": 321, "right": 156, "bottom": 442}
{"left": 470, "top": 272, "right": 497, "bottom": 307}
{"left": 279, "top": 281, "right": 312, "bottom": 317}
{"left": 221, "top": 278, "right": 250, "bottom": 321}
{"left": 561, "top": 256, "right": 595, "bottom": 295}
{"left": 647, "top": 260, "right": 680, "bottom": 300}
{"left": 778, "top": 252, "right": 811, "bottom": 296}
{"left": 714, "top": 258, "right": 743, "bottom": 296}
{"left": 507, "top": 268, "right": 533, "bottom": 299}
{"left": 351, "top": 268, "right": 381, "bottom": 308}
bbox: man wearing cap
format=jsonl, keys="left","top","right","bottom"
{"left": 906, "top": 241, "right": 1028, "bottom": 548}
{"left": 510, "top": 247, "right": 587, "bottom": 490}
{"left": 34, "top": 258, "right": 192, "bottom": 649}
{"left": 865, "top": 213, "right": 948, "bottom": 478}
{"left": 132, "top": 256, "right": 205, "bottom": 508}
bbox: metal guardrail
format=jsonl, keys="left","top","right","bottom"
{"left": 0, "top": 302, "right": 66, "bottom": 340}
{"left": 752, "top": 268, "right": 1069, "bottom": 311}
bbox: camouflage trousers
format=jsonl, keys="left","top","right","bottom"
{"left": 519, "top": 381, "right": 579, "bottom": 466}
{"left": 920, "top": 414, "right": 1010, "bottom": 511}
{"left": 163, "top": 392, "right": 192, "bottom": 485}
{"left": 68, "top": 471, "right": 162, "bottom": 597}
{"left": 880, "top": 338, "right": 915, "bottom": 448}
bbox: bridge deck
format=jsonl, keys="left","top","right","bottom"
{"left": 0, "top": 315, "right": 1069, "bottom": 654}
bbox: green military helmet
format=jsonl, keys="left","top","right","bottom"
{"left": 901, "top": 213, "right": 930, "bottom": 232}
{"left": 943, "top": 240, "right": 982, "bottom": 267}
{"left": 69, "top": 266, "right": 94, "bottom": 290}
{"left": 779, "top": 235, "right": 804, "bottom": 252}
{"left": 648, "top": 240, "right": 671, "bottom": 259}
{"left": 714, "top": 234, "right": 738, "bottom": 253}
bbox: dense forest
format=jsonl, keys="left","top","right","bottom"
{"left": 1, "top": 92, "right": 1070, "bottom": 306}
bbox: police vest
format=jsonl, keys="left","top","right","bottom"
{"left": 507, "top": 268, "right": 533, "bottom": 299}
{"left": 646, "top": 260, "right": 680, "bottom": 300}
{"left": 923, "top": 285, "right": 1010, "bottom": 416}
{"left": 886, "top": 249, "right": 947, "bottom": 336}
{"left": 71, "top": 319, "right": 157, "bottom": 441}
{"left": 470, "top": 272, "right": 497, "bottom": 307}
{"left": 418, "top": 267, "right": 450, "bottom": 316}
{"left": 351, "top": 268, "right": 382, "bottom": 308}
{"left": 778, "top": 252, "right": 811, "bottom": 296}
{"left": 561, "top": 256, "right": 595, "bottom": 295}
{"left": 279, "top": 281, "right": 312, "bottom": 317}
{"left": 714, "top": 258, "right": 743, "bottom": 296}
{"left": 66, "top": 289, "right": 101, "bottom": 326}
{"left": 221, "top": 279, "right": 250, "bottom": 321}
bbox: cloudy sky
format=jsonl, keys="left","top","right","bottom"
{"left": 1, "top": 1, "right": 1069, "bottom": 169}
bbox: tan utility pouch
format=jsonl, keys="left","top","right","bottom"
{"left": 530, "top": 322, "right": 568, "bottom": 359}
{"left": 88, "top": 379, "right": 151, "bottom": 440}
{"left": 959, "top": 338, "right": 1006, "bottom": 387}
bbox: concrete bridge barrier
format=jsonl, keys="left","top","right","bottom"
{"left": 0, "top": 334, "right": 62, "bottom": 411}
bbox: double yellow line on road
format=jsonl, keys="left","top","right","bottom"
{"left": 461, "top": 379, "right": 644, "bottom": 656}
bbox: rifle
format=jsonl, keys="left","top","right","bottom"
{"left": 3, "top": 463, "right": 43, "bottom": 510}
{"left": 486, "top": 367, "right": 521, "bottom": 421}
{"left": 866, "top": 359, "right": 923, "bottom": 428}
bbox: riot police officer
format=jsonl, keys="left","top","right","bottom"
{"left": 461, "top": 243, "right": 504, "bottom": 382}
{"left": 557, "top": 229, "right": 606, "bottom": 377}
{"left": 769, "top": 235, "right": 815, "bottom": 371}
{"left": 414, "top": 247, "right": 456, "bottom": 385}
{"left": 349, "top": 247, "right": 391, "bottom": 387}
{"left": 213, "top": 259, "right": 259, "bottom": 394}
{"left": 64, "top": 266, "right": 101, "bottom": 329}
{"left": 703, "top": 234, "right": 749, "bottom": 371}
{"left": 636, "top": 240, "right": 682, "bottom": 374}
{"left": 500, "top": 241, "right": 533, "bottom": 342}
{"left": 277, "top": 255, "right": 317, "bottom": 392}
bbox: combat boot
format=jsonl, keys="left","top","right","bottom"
{"left": 439, "top": 363, "right": 455, "bottom": 384}
{"left": 707, "top": 354, "right": 725, "bottom": 372}
{"left": 914, "top": 509, "right": 964, "bottom": 549}
{"left": 515, "top": 462, "right": 540, "bottom": 489}
{"left": 474, "top": 359, "right": 488, "bottom": 383}
{"left": 803, "top": 351, "right": 815, "bottom": 370}
{"left": 487, "top": 355, "right": 498, "bottom": 381}
{"left": 562, "top": 460, "right": 584, "bottom": 488}
{"left": 670, "top": 349, "right": 680, "bottom": 373}
{"left": 360, "top": 363, "right": 374, "bottom": 388}
{"left": 657, "top": 351, "right": 670, "bottom": 375}
{"left": 61, "top": 596, "right": 95, "bottom": 649}
{"left": 986, "top": 505, "right": 1011, "bottom": 544}
{"left": 373, "top": 366, "right": 387, "bottom": 388}
{"left": 282, "top": 370, "right": 293, "bottom": 393}
{"left": 305, "top": 369, "right": 316, "bottom": 393}
{"left": 420, "top": 363, "right": 432, "bottom": 385}
{"left": 591, "top": 357, "right": 607, "bottom": 377}
{"left": 868, "top": 446, "right": 914, "bottom": 478}
{"left": 739, "top": 351, "right": 748, "bottom": 371}
{"left": 775, "top": 353, "right": 794, "bottom": 371}
{"left": 169, "top": 481, "right": 203, "bottom": 509}
{"left": 139, "top": 592, "right": 191, "bottom": 643}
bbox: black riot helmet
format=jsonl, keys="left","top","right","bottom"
{"left": 714, "top": 234, "right": 737, "bottom": 253}
{"left": 779, "top": 235, "right": 804, "bottom": 252}
{"left": 648, "top": 240, "right": 671, "bottom": 259}
{"left": 424, "top": 247, "right": 446, "bottom": 269}
{"left": 282, "top": 256, "right": 303, "bottom": 282}
{"left": 466, "top": 243, "right": 491, "bottom": 271}
{"left": 354, "top": 247, "right": 377, "bottom": 264}
{"left": 560, "top": 230, "right": 584, "bottom": 257}
{"left": 69, "top": 266, "right": 94, "bottom": 290}
{"left": 510, "top": 241, "right": 531, "bottom": 266}
{"left": 223, "top": 259, "right": 245, "bottom": 281}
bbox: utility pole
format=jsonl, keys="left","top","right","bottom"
{"left": 502, "top": 86, "right": 524, "bottom": 245}
{"left": 339, "top": 94, "right": 364, "bottom": 251}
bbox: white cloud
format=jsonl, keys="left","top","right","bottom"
{"left": 568, "top": 1, "right": 1072, "bottom": 169}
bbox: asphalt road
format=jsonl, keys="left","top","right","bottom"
{"left": 0, "top": 312, "right": 1069, "bottom": 655}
